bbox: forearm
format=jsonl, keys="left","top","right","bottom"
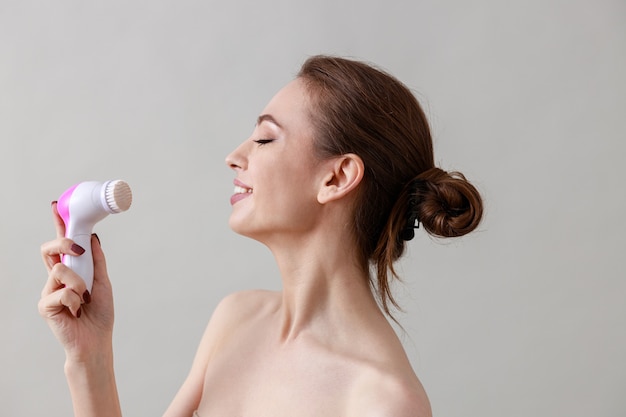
{"left": 64, "top": 348, "right": 122, "bottom": 417}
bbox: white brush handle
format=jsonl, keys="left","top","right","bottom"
{"left": 63, "top": 233, "right": 95, "bottom": 292}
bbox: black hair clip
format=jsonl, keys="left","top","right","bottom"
{"left": 400, "top": 213, "right": 420, "bottom": 241}
{"left": 400, "top": 187, "right": 421, "bottom": 241}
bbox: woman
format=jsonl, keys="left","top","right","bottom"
{"left": 39, "top": 55, "right": 483, "bottom": 417}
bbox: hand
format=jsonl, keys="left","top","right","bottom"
{"left": 39, "top": 202, "right": 115, "bottom": 362}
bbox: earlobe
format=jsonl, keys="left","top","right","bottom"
{"left": 317, "top": 154, "right": 364, "bottom": 204}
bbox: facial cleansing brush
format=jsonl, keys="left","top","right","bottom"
{"left": 57, "top": 180, "right": 132, "bottom": 292}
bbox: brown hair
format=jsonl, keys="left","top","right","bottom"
{"left": 298, "top": 55, "right": 483, "bottom": 315}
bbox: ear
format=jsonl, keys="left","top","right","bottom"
{"left": 317, "top": 153, "right": 364, "bottom": 204}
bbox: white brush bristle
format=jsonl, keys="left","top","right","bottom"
{"left": 105, "top": 180, "right": 132, "bottom": 213}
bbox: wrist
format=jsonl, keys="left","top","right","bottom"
{"left": 64, "top": 334, "right": 114, "bottom": 366}
{"left": 64, "top": 347, "right": 114, "bottom": 376}
{"left": 64, "top": 345, "right": 122, "bottom": 417}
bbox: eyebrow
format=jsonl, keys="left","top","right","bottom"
{"left": 256, "top": 114, "right": 283, "bottom": 129}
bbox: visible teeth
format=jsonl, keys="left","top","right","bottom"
{"left": 234, "top": 185, "right": 252, "bottom": 194}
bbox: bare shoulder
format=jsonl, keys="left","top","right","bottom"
{"left": 211, "top": 289, "right": 280, "bottom": 328}
{"left": 348, "top": 366, "right": 432, "bottom": 417}
{"left": 163, "top": 290, "right": 280, "bottom": 415}
{"left": 190, "top": 290, "right": 280, "bottom": 364}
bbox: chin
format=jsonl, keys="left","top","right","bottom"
{"left": 229, "top": 219, "right": 279, "bottom": 249}
{"left": 228, "top": 216, "right": 258, "bottom": 239}
{"left": 228, "top": 216, "right": 245, "bottom": 235}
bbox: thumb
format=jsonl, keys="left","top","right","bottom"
{"left": 91, "top": 233, "right": 110, "bottom": 284}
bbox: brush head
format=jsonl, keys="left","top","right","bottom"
{"left": 104, "top": 180, "right": 132, "bottom": 213}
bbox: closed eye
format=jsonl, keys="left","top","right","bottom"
{"left": 253, "top": 139, "right": 275, "bottom": 146}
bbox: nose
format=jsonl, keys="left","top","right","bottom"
{"left": 225, "top": 140, "right": 247, "bottom": 170}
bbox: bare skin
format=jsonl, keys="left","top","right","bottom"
{"left": 39, "top": 79, "right": 431, "bottom": 417}
{"left": 187, "top": 286, "right": 429, "bottom": 417}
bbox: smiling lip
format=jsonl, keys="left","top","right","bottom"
{"left": 230, "top": 179, "right": 252, "bottom": 205}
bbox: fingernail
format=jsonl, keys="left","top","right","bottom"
{"left": 83, "top": 290, "right": 91, "bottom": 304}
{"left": 71, "top": 243, "right": 86, "bottom": 255}
{"left": 51, "top": 200, "right": 57, "bottom": 206}
{"left": 76, "top": 307, "right": 82, "bottom": 318}
{"left": 92, "top": 233, "right": 100, "bottom": 245}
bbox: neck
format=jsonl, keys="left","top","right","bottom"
{"left": 263, "top": 226, "right": 383, "bottom": 343}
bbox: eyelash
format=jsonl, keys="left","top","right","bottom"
{"left": 253, "top": 139, "right": 275, "bottom": 146}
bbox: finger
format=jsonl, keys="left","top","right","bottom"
{"left": 41, "top": 263, "right": 88, "bottom": 305}
{"left": 51, "top": 201, "right": 66, "bottom": 238}
{"left": 38, "top": 287, "right": 83, "bottom": 319}
{"left": 40, "top": 238, "right": 87, "bottom": 272}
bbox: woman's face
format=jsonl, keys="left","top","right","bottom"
{"left": 225, "top": 78, "right": 328, "bottom": 243}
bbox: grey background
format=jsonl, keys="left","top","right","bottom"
{"left": 1, "top": 1, "right": 625, "bottom": 416}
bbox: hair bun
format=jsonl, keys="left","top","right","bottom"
{"left": 412, "top": 167, "right": 483, "bottom": 238}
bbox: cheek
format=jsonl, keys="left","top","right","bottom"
{"left": 284, "top": 160, "right": 320, "bottom": 195}
{"left": 261, "top": 164, "right": 319, "bottom": 215}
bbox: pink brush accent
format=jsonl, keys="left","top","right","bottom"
{"left": 57, "top": 183, "right": 78, "bottom": 232}
{"left": 57, "top": 183, "right": 78, "bottom": 263}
